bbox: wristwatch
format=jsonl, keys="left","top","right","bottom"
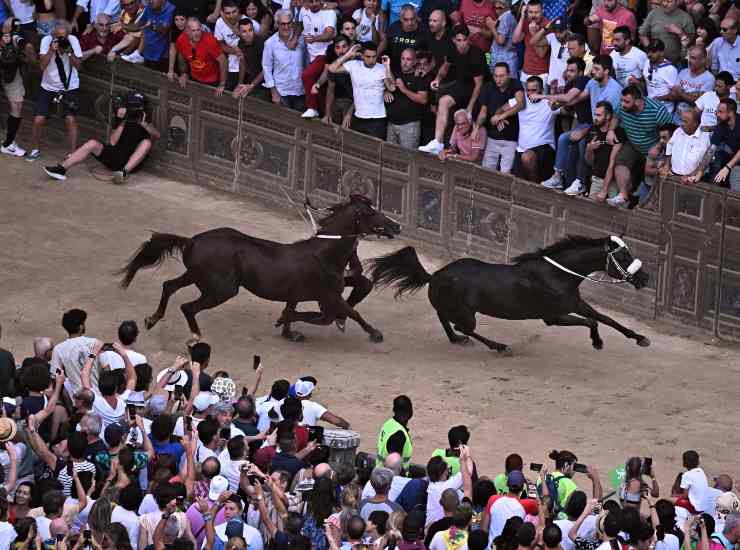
{"left": 88, "top": 353, "right": 96, "bottom": 359}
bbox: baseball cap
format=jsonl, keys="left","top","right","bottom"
{"left": 507, "top": 469, "right": 526, "bottom": 487}
{"left": 193, "top": 391, "right": 219, "bottom": 412}
{"left": 647, "top": 38, "right": 665, "bottom": 52}
{"left": 716, "top": 492, "right": 740, "bottom": 519}
{"left": 156, "top": 368, "right": 188, "bottom": 392}
{"left": 208, "top": 475, "right": 230, "bottom": 501}
{"left": 551, "top": 17, "right": 567, "bottom": 31}
{"left": 295, "top": 380, "right": 315, "bottom": 398}
{"left": 225, "top": 519, "right": 245, "bottom": 539}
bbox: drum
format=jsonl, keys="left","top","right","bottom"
{"left": 322, "top": 429, "right": 361, "bottom": 465}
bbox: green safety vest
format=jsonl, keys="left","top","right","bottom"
{"left": 377, "top": 417, "right": 413, "bottom": 467}
{"left": 431, "top": 448, "right": 461, "bottom": 475}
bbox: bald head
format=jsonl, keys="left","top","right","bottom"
{"left": 715, "top": 474, "right": 733, "bottom": 492}
{"left": 384, "top": 452, "right": 403, "bottom": 475}
{"left": 50, "top": 518, "right": 69, "bottom": 538}
{"left": 34, "top": 337, "right": 54, "bottom": 360}
{"left": 314, "top": 463, "right": 333, "bottom": 479}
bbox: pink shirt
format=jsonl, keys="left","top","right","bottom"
{"left": 450, "top": 126, "right": 487, "bottom": 158}
{"left": 186, "top": 501, "right": 227, "bottom": 548}
{"left": 596, "top": 5, "right": 637, "bottom": 54}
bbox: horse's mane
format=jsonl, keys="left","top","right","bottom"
{"left": 512, "top": 235, "right": 608, "bottom": 264}
{"left": 316, "top": 195, "right": 372, "bottom": 228}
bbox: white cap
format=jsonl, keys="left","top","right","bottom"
{"left": 295, "top": 380, "right": 315, "bottom": 398}
{"left": 208, "top": 475, "right": 230, "bottom": 501}
{"left": 156, "top": 368, "right": 188, "bottom": 392}
{"left": 193, "top": 391, "right": 219, "bottom": 412}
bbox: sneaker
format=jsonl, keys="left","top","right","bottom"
{"left": 301, "top": 108, "right": 319, "bottom": 119}
{"left": 43, "top": 164, "right": 67, "bottom": 181}
{"left": 112, "top": 169, "right": 128, "bottom": 185}
{"left": 606, "top": 194, "right": 628, "bottom": 208}
{"left": 26, "top": 149, "right": 40, "bottom": 162}
{"left": 419, "top": 139, "right": 444, "bottom": 154}
{"left": 1, "top": 142, "right": 26, "bottom": 157}
{"left": 541, "top": 171, "right": 563, "bottom": 190}
{"left": 564, "top": 178, "right": 585, "bottom": 196}
{"left": 121, "top": 51, "right": 145, "bottom": 64}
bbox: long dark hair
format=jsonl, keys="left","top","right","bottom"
{"left": 495, "top": 516, "right": 524, "bottom": 550}
{"left": 308, "top": 477, "right": 337, "bottom": 525}
{"left": 241, "top": 0, "right": 269, "bottom": 24}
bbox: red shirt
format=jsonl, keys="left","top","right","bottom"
{"left": 176, "top": 32, "right": 223, "bottom": 84}
{"left": 79, "top": 30, "right": 124, "bottom": 54}
{"left": 485, "top": 494, "right": 539, "bottom": 516}
{"left": 523, "top": 18, "right": 549, "bottom": 76}
{"left": 455, "top": 0, "right": 496, "bottom": 52}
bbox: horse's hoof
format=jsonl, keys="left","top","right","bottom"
{"left": 283, "top": 330, "right": 305, "bottom": 342}
{"left": 335, "top": 319, "right": 346, "bottom": 333}
{"left": 452, "top": 336, "right": 471, "bottom": 346}
{"left": 496, "top": 345, "right": 512, "bottom": 355}
{"left": 369, "top": 330, "right": 384, "bottom": 343}
{"left": 592, "top": 339, "right": 604, "bottom": 350}
{"left": 144, "top": 316, "right": 157, "bottom": 330}
{"left": 637, "top": 336, "right": 651, "bottom": 347}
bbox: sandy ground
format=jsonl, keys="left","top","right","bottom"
{"left": 1, "top": 148, "right": 739, "bottom": 495}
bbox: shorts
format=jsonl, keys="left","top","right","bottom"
{"left": 437, "top": 80, "right": 472, "bottom": 108}
{"left": 2, "top": 71, "right": 25, "bottom": 102}
{"left": 517, "top": 144, "right": 555, "bottom": 180}
{"left": 614, "top": 140, "right": 645, "bottom": 171}
{"left": 94, "top": 143, "right": 129, "bottom": 171}
{"left": 34, "top": 88, "right": 80, "bottom": 118}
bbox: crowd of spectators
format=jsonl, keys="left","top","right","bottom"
{"left": 0, "top": 312, "right": 739, "bottom": 550}
{"left": 4, "top": 0, "right": 740, "bottom": 200}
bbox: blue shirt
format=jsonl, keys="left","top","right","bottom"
{"left": 586, "top": 77, "right": 623, "bottom": 118}
{"left": 382, "top": 0, "right": 421, "bottom": 25}
{"left": 710, "top": 35, "right": 740, "bottom": 80}
{"left": 151, "top": 438, "right": 185, "bottom": 464}
{"left": 0, "top": 2, "right": 9, "bottom": 27}
{"left": 140, "top": 1, "right": 175, "bottom": 61}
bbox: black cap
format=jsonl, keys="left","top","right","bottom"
{"left": 646, "top": 38, "right": 665, "bottom": 52}
{"left": 551, "top": 17, "right": 567, "bottom": 31}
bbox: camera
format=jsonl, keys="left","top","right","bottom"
{"left": 308, "top": 425, "right": 324, "bottom": 443}
{"left": 55, "top": 36, "right": 71, "bottom": 52}
{"left": 112, "top": 90, "right": 147, "bottom": 124}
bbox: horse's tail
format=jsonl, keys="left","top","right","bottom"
{"left": 368, "top": 246, "right": 432, "bottom": 299}
{"left": 117, "top": 232, "right": 192, "bottom": 289}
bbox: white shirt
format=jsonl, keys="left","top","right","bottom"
{"left": 555, "top": 516, "right": 598, "bottom": 550}
{"left": 0, "top": 522, "right": 17, "bottom": 550}
{"left": 352, "top": 8, "right": 381, "bottom": 42}
{"left": 301, "top": 400, "right": 327, "bottom": 426}
{"left": 426, "top": 473, "right": 464, "bottom": 528}
{"left": 680, "top": 467, "right": 710, "bottom": 511}
{"left": 430, "top": 530, "right": 469, "bottom": 550}
{"left": 51, "top": 335, "right": 98, "bottom": 397}
{"left": 517, "top": 95, "right": 556, "bottom": 152}
{"left": 656, "top": 533, "right": 680, "bottom": 550}
{"left": 138, "top": 494, "right": 160, "bottom": 515}
{"left": 256, "top": 396, "right": 284, "bottom": 432}
{"left": 667, "top": 126, "right": 711, "bottom": 175}
{"left": 488, "top": 496, "right": 525, "bottom": 544}
{"left": 36, "top": 517, "right": 52, "bottom": 541}
{"left": 546, "top": 33, "right": 568, "bottom": 88}
{"left": 215, "top": 18, "right": 241, "bottom": 73}
{"left": 98, "top": 348, "right": 147, "bottom": 371}
{"left": 300, "top": 8, "right": 337, "bottom": 61}
{"left": 174, "top": 415, "right": 203, "bottom": 437}
{"left": 262, "top": 33, "right": 305, "bottom": 97}
{"left": 40, "top": 34, "right": 83, "bottom": 92}
{"left": 695, "top": 90, "right": 720, "bottom": 127}
{"left": 643, "top": 60, "right": 678, "bottom": 115}
{"left": 9, "top": 0, "right": 35, "bottom": 23}
{"left": 221, "top": 455, "right": 248, "bottom": 491}
{"left": 361, "top": 475, "right": 412, "bottom": 502}
{"left": 92, "top": 389, "right": 131, "bottom": 434}
{"left": 345, "top": 59, "right": 387, "bottom": 119}
{"left": 205, "top": 522, "right": 264, "bottom": 550}
{"left": 76, "top": 0, "right": 120, "bottom": 20}
{"left": 111, "top": 506, "right": 141, "bottom": 550}
{"left": 610, "top": 46, "right": 647, "bottom": 87}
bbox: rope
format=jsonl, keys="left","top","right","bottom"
{"left": 542, "top": 256, "right": 630, "bottom": 285}
{"left": 106, "top": 59, "right": 117, "bottom": 139}
{"left": 231, "top": 96, "right": 245, "bottom": 192}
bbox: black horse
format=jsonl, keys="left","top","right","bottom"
{"left": 119, "top": 195, "right": 400, "bottom": 341}
{"left": 369, "top": 235, "right": 651, "bottom": 352}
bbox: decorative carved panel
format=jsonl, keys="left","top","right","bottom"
{"left": 167, "top": 110, "right": 190, "bottom": 156}
{"left": 418, "top": 187, "right": 442, "bottom": 232}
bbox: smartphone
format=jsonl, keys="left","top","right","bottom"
{"left": 573, "top": 463, "right": 589, "bottom": 474}
{"left": 220, "top": 427, "right": 231, "bottom": 440}
{"left": 185, "top": 415, "right": 193, "bottom": 432}
{"left": 84, "top": 529, "right": 91, "bottom": 541}
{"left": 247, "top": 473, "right": 260, "bottom": 485}
{"left": 530, "top": 463, "right": 543, "bottom": 472}
{"left": 445, "top": 448, "right": 461, "bottom": 458}
{"left": 127, "top": 403, "right": 136, "bottom": 421}
{"left": 174, "top": 385, "right": 184, "bottom": 399}
{"left": 643, "top": 457, "right": 653, "bottom": 477}
{"left": 526, "top": 482, "right": 538, "bottom": 499}
{"left": 253, "top": 355, "right": 261, "bottom": 370}
{"left": 308, "top": 425, "right": 324, "bottom": 443}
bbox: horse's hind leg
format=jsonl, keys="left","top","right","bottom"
{"left": 453, "top": 312, "right": 510, "bottom": 353}
{"left": 336, "top": 274, "right": 373, "bottom": 332}
{"left": 280, "top": 302, "right": 306, "bottom": 342}
{"left": 544, "top": 314, "right": 603, "bottom": 350}
{"left": 575, "top": 299, "right": 650, "bottom": 347}
{"left": 180, "top": 285, "right": 238, "bottom": 339}
{"left": 145, "top": 272, "right": 194, "bottom": 330}
{"left": 436, "top": 311, "right": 470, "bottom": 345}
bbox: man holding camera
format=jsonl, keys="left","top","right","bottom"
{"left": 43, "top": 90, "right": 160, "bottom": 183}
{"left": 27, "top": 22, "right": 83, "bottom": 163}
{"left": 0, "top": 18, "right": 29, "bottom": 157}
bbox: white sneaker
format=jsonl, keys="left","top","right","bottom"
{"left": 26, "top": 149, "right": 41, "bottom": 162}
{"left": 121, "top": 51, "right": 145, "bottom": 64}
{"left": 541, "top": 171, "right": 563, "bottom": 190}
{"left": 419, "top": 139, "right": 444, "bottom": 154}
{"left": 301, "top": 108, "right": 319, "bottom": 119}
{"left": 606, "top": 194, "right": 628, "bottom": 208}
{"left": 564, "top": 178, "right": 584, "bottom": 196}
{"left": 1, "top": 142, "right": 26, "bottom": 157}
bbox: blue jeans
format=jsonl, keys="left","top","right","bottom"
{"left": 554, "top": 123, "right": 589, "bottom": 183}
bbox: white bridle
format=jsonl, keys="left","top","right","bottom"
{"left": 543, "top": 235, "right": 642, "bottom": 285}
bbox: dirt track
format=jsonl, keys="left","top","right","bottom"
{"left": 1, "top": 149, "right": 739, "bottom": 493}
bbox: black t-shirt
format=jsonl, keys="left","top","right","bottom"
{"left": 479, "top": 78, "right": 522, "bottom": 141}
{"left": 386, "top": 22, "right": 429, "bottom": 66}
{"left": 328, "top": 70, "right": 353, "bottom": 100}
{"left": 564, "top": 75, "right": 592, "bottom": 124}
{"left": 387, "top": 72, "right": 431, "bottom": 124}
{"left": 586, "top": 126, "right": 627, "bottom": 177}
{"left": 0, "top": 348, "right": 15, "bottom": 394}
{"left": 444, "top": 45, "right": 486, "bottom": 86}
{"left": 111, "top": 122, "right": 151, "bottom": 161}
{"left": 238, "top": 37, "right": 264, "bottom": 84}
{"left": 427, "top": 29, "right": 455, "bottom": 69}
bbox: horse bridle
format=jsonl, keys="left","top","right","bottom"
{"left": 543, "top": 236, "right": 643, "bottom": 285}
{"left": 306, "top": 201, "right": 395, "bottom": 240}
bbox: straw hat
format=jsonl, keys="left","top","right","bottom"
{"left": 0, "top": 418, "right": 17, "bottom": 443}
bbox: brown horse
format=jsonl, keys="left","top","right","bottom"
{"left": 118, "top": 195, "right": 400, "bottom": 342}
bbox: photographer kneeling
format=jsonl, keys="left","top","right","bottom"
{"left": 43, "top": 90, "right": 160, "bottom": 184}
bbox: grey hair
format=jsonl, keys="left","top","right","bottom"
{"left": 370, "top": 466, "right": 394, "bottom": 495}
{"left": 33, "top": 337, "right": 53, "bottom": 358}
{"left": 275, "top": 9, "right": 293, "bottom": 22}
{"left": 95, "top": 13, "right": 111, "bottom": 24}
{"left": 82, "top": 413, "right": 103, "bottom": 436}
{"left": 384, "top": 453, "right": 403, "bottom": 476}
{"left": 399, "top": 3, "right": 418, "bottom": 15}
{"left": 724, "top": 512, "right": 740, "bottom": 536}
{"left": 54, "top": 20, "right": 71, "bottom": 32}
{"left": 454, "top": 109, "right": 472, "bottom": 122}
{"left": 186, "top": 16, "right": 203, "bottom": 27}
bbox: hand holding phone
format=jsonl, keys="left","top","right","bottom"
{"left": 253, "top": 355, "right": 261, "bottom": 370}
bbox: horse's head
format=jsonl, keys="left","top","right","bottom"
{"left": 605, "top": 236, "right": 649, "bottom": 289}
{"left": 319, "top": 195, "right": 401, "bottom": 238}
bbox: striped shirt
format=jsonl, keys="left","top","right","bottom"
{"left": 616, "top": 97, "right": 672, "bottom": 155}
{"left": 57, "top": 459, "right": 98, "bottom": 496}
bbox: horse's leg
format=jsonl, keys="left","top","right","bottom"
{"left": 436, "top": 311, "right": 470, "bottom": 345}
{"left": 544, "top": 314, "right": 603, "bottom": 350}
{"left": 180, "top": 286, "right": 238, "bottom": 340}
{"left": 575, "top": 299, "right": 650, "bottom": 347}
{"left": 145, "top": 271, "right": 194, "bottom": 330}
{"left": 280, "top": 302, "right": 305, "bottom": 342}
{"left": 453, "top": 312, "right": 510, "bottom": 353}
{"left": 335, "top": 299, "right": 383, "bottom": 343}
{"left": 277, "top": 298, "right": 383, "bottom": 343}
{"left": 336, "top": 274, "right": 373, "bottom": 332}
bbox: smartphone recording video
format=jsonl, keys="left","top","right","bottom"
{"left": 308, "top": 425, "right": 324, "bottom": 443}
{"left": 253, "top": 355, "right": 261, "bottom": 370}
{"left": 530, "top": 463, "right": 543, "bottom": 472}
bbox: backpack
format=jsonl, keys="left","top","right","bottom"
{"left": 538, "top": 474, "right": 565, "bottom": 517}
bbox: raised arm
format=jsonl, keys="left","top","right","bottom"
{"left": 569, "top": 498, "right": 597, "bottom": 542}
{"left": 25, "top": 414, "right": 58, "bottom": 471}
{"left": 248, "top": 364, "right": 264, "bottom": 397}
{"left": 113, "top": 343, "right": 137, "bottom": 392}
{"left": 2, "top": 442, "right": 18, "bottom": 492}
{"left": 329, "top": 42, "right": 360, "bottom": 73}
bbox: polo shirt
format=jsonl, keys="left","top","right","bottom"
{"left": 667, "top": 126, "right": 711, "bottom": 175}
{"left": 176, "top": 31, "right": 222, "bottom": 84}
{"left": 140, "top": 0, "right": 174, "bottom": 61}
{"left": 616, "top": 96, "right": 672, "bottom": 154}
